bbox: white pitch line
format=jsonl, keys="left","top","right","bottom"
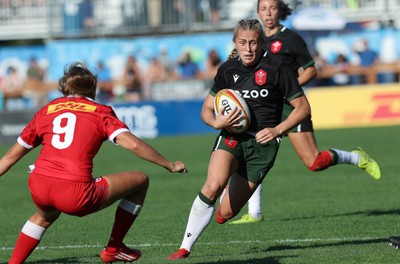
{"left": 0, "top": 236, "right": 382, "bottom": 251}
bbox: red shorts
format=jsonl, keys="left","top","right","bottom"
{"left": 28, "top": 173, "right": 109, "bottom": 217}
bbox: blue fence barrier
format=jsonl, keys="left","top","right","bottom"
{"left": 111, "top": 100, "right": 215, "bottom": 139}
{"left": 0, "top": 100, "right": 215, "bottom": 145}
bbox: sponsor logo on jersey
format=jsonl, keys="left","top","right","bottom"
{"left": 255, "top": 69, "right": 267, "bottom": 86}
{"left": 233, "top": 74, "right": 240, "bottom": 83}
{"left": 270, "top": 40, "right": 282, "bottom": 53}
{"left": 47, "top": 102, "right": 97, "bottom": 114}
{"left": 241, "top": 89, "right": 269, "bottom": 98}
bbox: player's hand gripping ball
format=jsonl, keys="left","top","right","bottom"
{"left": 214, "top": 89, "right": 251, "bottom": 134}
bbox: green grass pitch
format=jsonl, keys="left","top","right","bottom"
{"left": 0, "top": 125, "right": 399, "bottom": 263}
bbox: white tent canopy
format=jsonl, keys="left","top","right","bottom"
{"left": 292, "top": 7, "right": 347, "bottom": 31}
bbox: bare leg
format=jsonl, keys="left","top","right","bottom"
{"left": 101, "top": 171, "right": 149, "bottom": 248}
{"left": 287, "top": 131, "right": 320, "bottom": 168}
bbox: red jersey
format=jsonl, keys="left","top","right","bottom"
{"left": 18, "top": 96, "right": 129, "bottom": 182}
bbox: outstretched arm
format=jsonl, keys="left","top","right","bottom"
{"left": 115, "top": 131, "right": 187, "bottom": 173}
{"left": 0, "top": 143, "right": 31, "bottom": 177}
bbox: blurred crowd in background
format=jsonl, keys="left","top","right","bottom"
{"left": 0, "top": 0, "right": 399, "bottom": 111}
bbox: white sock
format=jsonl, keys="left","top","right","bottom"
{"left": 119, "top": 198, "right": 142, "bottom": 215}
{"left": 21, "top": 220, "right": 46, "bottom": 240}
{"left": 248, "top": 184, "right": 262, "bottom": 219}
{"left": 330, "top": 148, "right": 359, "bottom": 165}
{"left": 180, "top": 195, "right": 214, "bottom": 252}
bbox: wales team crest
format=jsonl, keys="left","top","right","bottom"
{"left": 255, "top": 69, "right": 267, "bottom": 86}
{"left": 270, "top": 40, "right": 282, "bottom": 53}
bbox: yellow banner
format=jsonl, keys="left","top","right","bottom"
{"left": 306, "top": 83, "right": 400, "bottom": 129}
{"left": 47, "top": 102, "right": 97, "bottom": 114}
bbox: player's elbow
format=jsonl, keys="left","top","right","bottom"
{"left": 310, "top": 66, "right": 318, "bottom": 79}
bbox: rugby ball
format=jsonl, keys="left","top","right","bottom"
{"left": 214, "top": 89, "right": 251, "bottom": 134}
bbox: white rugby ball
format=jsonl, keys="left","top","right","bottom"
{"left": 214, "top": 89, "right": 251, "bottom": 134}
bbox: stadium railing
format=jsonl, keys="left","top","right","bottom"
{"left": 0, "top": 0, "right": 399, "bottom": 41}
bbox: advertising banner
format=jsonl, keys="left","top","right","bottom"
{"left": 0, "top": 100, "right": 214, "bottom": 145}
{"left": 0, "top": 111, "right": 35, "bottom": 145}
{"left": 111, "top": 100, "right": 214, "bottom": 138}
{"left": 307, "top": 84, "right": 400, "bottom": 129}
{"left": 3, "top": 84, "right": 400, "bottom": 145}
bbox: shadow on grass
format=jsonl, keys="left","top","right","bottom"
{"left": 27, "top": 257, "right": 91, "bottom": 263}
{"left": 192, "top": 249, "right": 298, "bottom": 264}
{"left": 195, "top": 256, "right": 286, "bottom": 264}
{"left": 332, "top": 209, "right": 400, "bottom": 217}
{"left": 266, "top": 237, "right": 387, "bottom": 252}
{"left": 23, "top": 256, "right": 289, "bottom": 264}
{"left": 280, "top": 208, "right": 400, "bottom": 221}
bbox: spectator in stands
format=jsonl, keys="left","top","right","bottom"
{"left": 356, "top": 39, "right": 379, "bottom": 67}
{"left": 24, "top": 57, "right": 48, "bottom": 108}
{"left": 123, "top": 55, "right": 143, "bottom": 102}
{"left": 331, "top": 53, "right": 350, "bottom": 86}
{"left": 178, "top": 52, "right": 200, "bottom": 79}
{"left": 204, "top": 49, "right": 222, "bottom": 80}
{"left": 81, "top": 0, "right": 95, "bottom": 30}
{"left": 143, "top": 57, "right": 167, "bottom": 100}
{"left": 351, "top": 38, "right": 379, "bottom": 84}
{"left": 161, "top": 0, "right": 185, "bottom": 24}
{"left": 209, "top": 0, "right": 221, "bottom": 24}
{"left": 158, "top": 46, "right": 176, "bottom": 80}
{"left": 146, "top": 58, "right": 167, "bottom": 82}
{"left": 96, "top": 60, "right": 113, "bottom": 103}
{"left": 308, "top": 51, "right": 328, "bottom": 87}
{"left": 0, "top": 66, "right": 24, "bottom": 98}
{"left": 121, "top": 0, "right": 148, "bottom": 27}
{"left": 194, "top": 0, "right": 220, "bottom": 24}
{"left": 63, "top": 0, "right": 95, "bottom": 33}
{"left": 27, "top": 57, "right": 45, "bottom": 82}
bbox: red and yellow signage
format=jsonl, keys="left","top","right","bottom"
{"left": 306, "top": 84, "right": 400, "bottom": 129}
{"left": 47, "top": 102, "right": 97, "bottom": 114}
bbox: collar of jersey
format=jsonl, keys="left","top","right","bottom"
{"left": 66, "top": 95, "right": 94, "bottom": 101}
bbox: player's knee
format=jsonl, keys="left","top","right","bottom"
{"left": 134, "top": 171, "right": 149, "bottom": 189}
{"left": 35, "top": 211, "right": 60, "bottom": 226}
{"left": 308, "top": 150, "right": 333, "bottom": 171}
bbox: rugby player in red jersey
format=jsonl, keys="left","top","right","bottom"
{"left": 0, "top": 62, "right": 187, "bottom": 263}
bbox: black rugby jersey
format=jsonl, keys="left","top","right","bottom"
{"left": 264, "top": 26, "right": 314, "bottom": 74}
{"left": 210, "top": 50, "right": 304, "bottom": 133}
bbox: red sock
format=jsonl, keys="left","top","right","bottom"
{"left": 9, "top": 232, "right": 41, "bottom": 264}
{"left": 309, "top": 150, "right": 333, "bottom": 171}
{"left": 215, "top": 205, "right": 227, "bottom": 224}
{"left": 107, "top": 207, "right": 137, "bottom": 248}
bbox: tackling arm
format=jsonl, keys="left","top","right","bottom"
{"left": 0, "top": 142, "right": 31, "bottom": 177}
{"left": 115, "top": 131, "right": 187, "bottom": 173}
